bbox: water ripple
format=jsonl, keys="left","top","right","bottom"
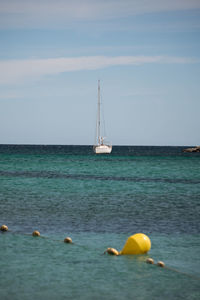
{"left": 0, "top": 170, "right": 200, "bottom": 184}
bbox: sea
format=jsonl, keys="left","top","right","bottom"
{"left": 0, "top": 145, "right": 200, "bottom": 300}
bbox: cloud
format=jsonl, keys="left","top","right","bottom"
{"left": 0, "top": 55, "right": 198, "bottom": 85}
{"left": 0, "top": 0, "right": 200, "bottom": 29}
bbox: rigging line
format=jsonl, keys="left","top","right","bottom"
{"left": 100, "top": 92, "right": 107, "bottom": 139}
{"left": 94, "top": 106, "right": 98, "bottom": 145}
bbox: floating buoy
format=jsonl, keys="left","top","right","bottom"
{"left": 32, "top": 230, "right": 40, "bottom": 237}
{"left": 157, "top": 261, "right": 165, "bottom": 267}
{"left": 146, "top": 258, "right": 154, "bottom": 264}
{"left": 104, "top": 248, "right": 119, "bottom": 256}
{"left": 64, "top": 237, "right": 72, "bottom": 243}
{"left": 120, "top": 233, "right": 151, "bottom": 255}
{"left": 0, "top": 224, "right": 8, "bottom": 232}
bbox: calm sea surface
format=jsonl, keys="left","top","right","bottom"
{"left": 0, "top": 145, "right": 200, "bottom": 299}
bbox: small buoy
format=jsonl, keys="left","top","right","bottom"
{"left": 120, "top": 233, "right": 151, "bottom": 255}
{"left": 32, "top": 230, "right": 40, "bottom": 237}
{"left": 0, "top": 225, "right": 8, "bottom": 232}
{"left": 146, "top": 258, "right": 154, "bottom": 264}
{"left": 157, "top": 261, "right": 165, "bottom": 268}
{"left": 104, "top": 248, "right": 119, "bottom": 256}
{"left": 64, "top": 237, "right": 72, "bottom": 243}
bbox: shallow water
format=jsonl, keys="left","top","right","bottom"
{"left": 0, "top": 145, "right": 200, "bottom": 299}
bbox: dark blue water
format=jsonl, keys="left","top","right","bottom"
{"left": 0, "top": 145, "right": 200, "bottom": 299}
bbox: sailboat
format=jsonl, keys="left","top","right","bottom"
{"left": 93, "top": 80, "right": 112, "bottom": 154}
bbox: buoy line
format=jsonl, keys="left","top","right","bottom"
{"left": 1, "top": 224, "right": 200, "bottom": 280}
{"left": 145, "top": 257, "right": 200, "bottom": 281}
{"left": 0, "top": 225, "right": 99, "bottom": 253}
{"left": 162, "top": 265, "right": 200, "bottom": 281}
{"left": 0, "top": 225, "right": 73, "bottom": 244}
{"left": 0, "top": 224, "right": 108, "bottom": 253}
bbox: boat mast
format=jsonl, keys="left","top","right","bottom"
{"left": 98, "top": 80, "right": 101, "bottom": 145}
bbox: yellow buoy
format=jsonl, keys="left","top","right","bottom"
{"left": 0, "top": 224, "right": 8, "bottom": 232}
{"left": 32, "top": 230, "right": 40, "bottom": 237}
{"left": 104, "top": 248, "right": 119, "bottom": 256}
{"left": 120, "top": 233, "right": 151, "bottom": 255}
{"left": 64, "top": 237, "right": 72, "bottom": 243}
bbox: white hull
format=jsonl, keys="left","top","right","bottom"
{"left": 93, "top": 145, "right": 112, "bottom": 154}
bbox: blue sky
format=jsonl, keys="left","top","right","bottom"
{"left": 0, "top": 0, "right": 200, "bottom": 146}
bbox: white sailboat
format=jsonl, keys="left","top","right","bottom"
{"left": 93, "top": 80, "right": 112, "bottom": 154}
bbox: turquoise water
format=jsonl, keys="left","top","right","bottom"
{"left": 0, "top": 145, "right": 200, "bottom": 299}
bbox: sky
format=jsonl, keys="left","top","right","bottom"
{"left": 0, "top": 0, "right": 200, "bottom": 146}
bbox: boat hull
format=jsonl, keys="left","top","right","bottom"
{"left": 93, "top": 145, "right": 112, "bottom": 154}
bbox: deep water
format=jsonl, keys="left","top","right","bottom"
{"left": 0, "top": 145, "right": 200, "bottom": 299}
